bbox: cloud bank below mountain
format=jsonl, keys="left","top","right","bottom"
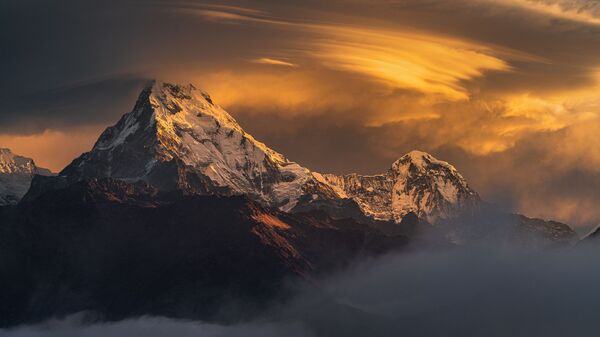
{"left": 4, "top": 244, "right": 600, "bottom": 337}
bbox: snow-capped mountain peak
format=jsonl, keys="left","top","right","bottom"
{"left": 320, "top": 151, "right": 480, "bottom": 222}
{"left": 0, "top": 148, "right": 37, "bottom": 174}
{"left": 62, "top": 80, "right": 313, "bottom": 210}
{"left": 388, "top": 150, "right": 479, "bottom": 221}
{"left": 390, "top": 150, "right": 474, "bottom": 203}
{"left": 0, "top": 148, "right": 52, "bottom": 205}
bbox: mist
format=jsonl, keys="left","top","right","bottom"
{"left": 3, "top": 241, "right": 600, "bottom": 337}
{"left": 0, "top": 315, "right": 309, "bottom": 337}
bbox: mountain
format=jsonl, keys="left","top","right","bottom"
{"left": 430, "top": 208, "right": 578, "bottom": 247}
{"left": 55, "top": 80, "right": 577, "bottom": 242}
{"left": 0, "top": 148, "right": 52, "bottom": 205}
{"left": 317, "top": 151, "right": 480, "bottom": 223}
{"left": 514, "top": 214, "right": 578, "bottom": 246}
{"left": 0, "top": 177, "right": 409, "bottom": 326}
{"left": 59, "top": 81, "right": 479, "bottom": 222}
{"left": 60, "top": 81, "right": 333, "bottom": 212}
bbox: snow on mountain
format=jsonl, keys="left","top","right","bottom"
{"left": 320, "top": 151, "right": 481, "bottom": 223}
{"left": 61, "top": 81, "right": 318, "bottom": 211}
{"left": 60, "top": 80, "right": 479, "bottom": 222}
{"left": 0, "top": 148, "right": 52, "bottom": 205}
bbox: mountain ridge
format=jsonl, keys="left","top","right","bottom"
{"left": 58, "top": 80, "right": 481, "bottom": 223}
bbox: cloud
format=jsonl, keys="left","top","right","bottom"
{"left": 306, "top": 27, "right": 509, "bottom": 101}
{"left": 0, "top": 315, "right": 310, "bottom": 337}
{"left": 0, "top": 127, "right": 104, "bottom": 172}
{"left": 440, "top": 118, "right": 600, "bottom": 232}
{"left": 183, "top": 2, "right": 600, "bottom": 156}
{"left": 189, "top": 5, "right": 511, "bottom": 101}
{"left": 253, "top": 58, "right": 298, "bottom": 67}
{"left": 299, "top": 245, "right": 600, "bottom": 336}
{"left": 487, "top": 0, "right": 600, "bottom": 25}
{"left": 0, "top": 77, "right": 147, "bottom": 136}
{"left": 5, "top": 244, "right": 600, "bottom": 337}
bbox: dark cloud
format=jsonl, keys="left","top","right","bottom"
{"left": 0, "top": 0, "right": 304, "bottom": 132}
{"left": 2, "top": 0, "right": 599, "bottom": 133}
{"left": 0, "top": 77, "right": 147, "bottom": 135}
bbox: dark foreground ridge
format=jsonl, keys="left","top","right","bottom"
{"left": 0, "top": 174, "right": 581, "bottom": 327}
{"left": 0, "top": 176, "right": 409, "bottom": 327}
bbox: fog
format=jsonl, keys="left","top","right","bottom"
{"left": 3, "top": 242, "right": 600, "bottom": 337}
{"left": 0, "top": 315, "right": 308, "bottom": 337}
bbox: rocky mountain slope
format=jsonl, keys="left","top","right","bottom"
{"left": 0, "top": 177, "right": 409, "bottom": 326}
{"left": 0, "top": 148, "right": 52, "bottom": 205}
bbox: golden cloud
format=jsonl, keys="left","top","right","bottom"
{"left": 188, "top": 5, "right": 511, "bottom": 101}
{"left": 253, "top": 58, "right": 298, "bottom": 67}
{"left": 305, "top": 26, "right": 510, "bottom": 101}
{"left": 174, "top": 3, "right": 600, "bottom": 164}
{"left": 486, "top": 0, "right": 600, "bottom": 25}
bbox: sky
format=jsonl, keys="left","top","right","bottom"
{"left": 1, "top": 0, "right": 600, "bottom": 232}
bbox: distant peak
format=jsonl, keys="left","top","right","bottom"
{"left": 0, "top": 148, "right": 51, "bottom": 175}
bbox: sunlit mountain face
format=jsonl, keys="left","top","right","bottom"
{"left": 2, "top": 1, "right": 600, "bottom": 336}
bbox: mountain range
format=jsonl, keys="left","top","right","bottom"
{"left": 0, "top": 80, "right": 582, "bottom": 326}
{"left": 56, "top": 81, "right": 481, "bottom": 222}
